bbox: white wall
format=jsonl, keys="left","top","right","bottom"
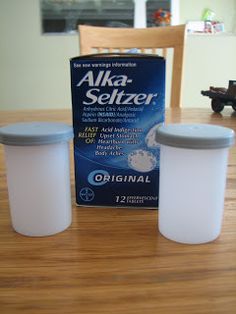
{"left": 183, "top": 33, "right": 236, "bottom": 107}
{"left": 0, "top": 0, "right": 236, "bottom": 110}
{"left": 0, "top": 0, "right": 78, "bottom": 110}
{"left": 179, "top": 0, "right": 236, "bottom": 107}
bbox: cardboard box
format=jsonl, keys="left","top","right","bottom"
{"left": 70, "top": 53, "right": 165, "bottom": 208}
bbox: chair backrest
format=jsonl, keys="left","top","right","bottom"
{"left": 78, "top": 24, "right": 186, "bottom": 108}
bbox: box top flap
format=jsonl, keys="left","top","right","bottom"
{"left": 71, "top": 52, "right": 164, "bottom": 62}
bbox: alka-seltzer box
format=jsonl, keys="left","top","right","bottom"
{"left": 70, "top": 53, "right": 165, "bottom": 208}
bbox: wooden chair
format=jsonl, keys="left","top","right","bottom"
{"left": 78, "top": 24, "right": 186, "bottom": 108}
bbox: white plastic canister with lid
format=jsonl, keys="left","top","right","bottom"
{"left": 0, "top": 122, "right": 74, "bottom": 237}
{"left": 156, "top": 124, "right": 235, "bottom": 244}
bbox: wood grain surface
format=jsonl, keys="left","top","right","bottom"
{"left": 0, "top": 108, "right": 235, "bottom": 314}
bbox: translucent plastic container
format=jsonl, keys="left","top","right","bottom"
{"left": 0, "top": 122, "right": 73, "bottom": 237}
{"left": 156, "top": 124, "right": 235, "bottom": 244}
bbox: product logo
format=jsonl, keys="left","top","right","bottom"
{"left": 76, "top": 70, "right": 158, "bottom": 106}
{"left": 88, "top": 170, "right": 151, "bottom": 186}
{"left": 77, "top": 70, "right": 132, "bottom": 87}
{"left": 79, "top": 187, "right": 95, "bottom": 201}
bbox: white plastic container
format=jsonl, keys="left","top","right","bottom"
{"left": 0, "top": 122, "right": 74, "bottom": 237}
{"left": 156, "top": 124, "right": 235, "bottom": 244}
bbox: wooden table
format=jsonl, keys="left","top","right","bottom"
{"left": 0, "top": 108, "right": 235, "bottom": 314}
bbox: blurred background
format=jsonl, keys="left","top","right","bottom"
{"left": 0, "top": 0, "right": 236, "bottom": 110}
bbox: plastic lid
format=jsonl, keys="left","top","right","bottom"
{"left": 156, "top": 123, "right": 235, "bottom": 149}
{"left": 0, "top": 122, "right": 74, "bottom": 146}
